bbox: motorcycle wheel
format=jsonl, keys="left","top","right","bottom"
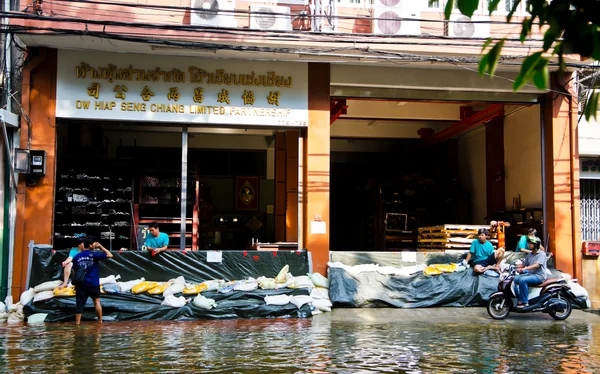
{"left": 549, "top": 293, "right": 572, "bottom": 320}
{"left": 488, "top": 296, "right": 511, "bottom": 320}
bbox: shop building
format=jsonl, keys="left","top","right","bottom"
{"left": 5, "top": 0, "right": 587, "bottom": 304}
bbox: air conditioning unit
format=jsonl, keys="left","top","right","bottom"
{"left": 191, "top": 0, "right": 237, "bottom": 28}
{"left": 374, "top": 10, "right": 420, "bottom": 35}
{"left": 250, "top": 5, "right": 292, "bottom": 31}
{"left": 447, "top": 14, "right": 490, "bottom": 38}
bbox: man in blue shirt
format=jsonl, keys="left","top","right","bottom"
{"left": 58, "top": 247, "right": 82, "bottom": 289}
{"left": 465, "top": 228, "right": 505, "bottom": 274}
{"left": 72, "top": 237, "right": 113, "bottom": 325}
{"left": 145, "top": 222, "right": 169, "bottom": 256}
{"left": 516, "top": 228, "right": 545, "bottom": 253}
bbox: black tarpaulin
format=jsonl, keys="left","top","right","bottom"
{"left": 24, "top": 288, "right": 313, "bottom": 322}
{"left": 29, "top": 247, "right": 310, "bottom": 287}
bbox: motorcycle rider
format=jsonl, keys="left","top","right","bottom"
{"left": 515, "top": 236, "right": 548, "bottom": 308}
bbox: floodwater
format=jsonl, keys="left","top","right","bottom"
{"left": 2, "top": 312, "right": 600, "bottom": 373}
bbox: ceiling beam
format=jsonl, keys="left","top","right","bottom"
{"left": 330, "top": 98, "right": 348, "bottom": 125}
{"left": 424, "top": 104, "right": 504, "bottom": 145}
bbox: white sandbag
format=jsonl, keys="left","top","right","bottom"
{"left": 275, "top": 274, "right": 295, "bottom": 289}
{"left": 311, "top": 309, "right": 323, "bottom": 316}
{"left": 34, "top": 280, "right": 62, "bottom": 293}
{"left": 20, "top": 288, "right": 35, "bottom": 305}
{"left": 163, "top": 282, "right": 185, "bottom": 297}
{"left": 257, "top": 277, "right": 276, "bottom": 290}
{"left": 234, "top": 281, "right": 258, "bottom": 292}
{"left": 171, "top": 276, "right": 186, "bottom": 285}
{"left": 27, "top": 313, "right": 48, "bottom": 324}
{"left": 202, "top": 280, "right": 225, "bottom": 292}
{"left": 161, "top": 294, "right": 187, "bottom": 308}
{"left": 33, "top": 291, "right": 55, "bottom": 303}
{"left": 309, "top": 273, "right": 329, "bottom": 288}
{"left": 310, "top": 287, "right": 330, "bottom": 300}
{"left": 312, "top": 298, "right": 332, "bottom": 312}
{"left": 193, "top": 294, "right": 217, "bottom": 309}
{"left": 0, "top": 312, "right": 8, "bottom": 321}
{"left": 100, "top": 274, "right": 121, "bottom": 285}
{"left": 275, "top": 265, "right": 290, "bottom": 284}
{"left": 7, "top": 312, "right": 23, "bottom": 323}
{"left": 5, "top": 296, "right": 15, "bottom": 312}
{"left": 0, "top": 301, "right": 5, "bottom": 312}
{"left": 290, "top": 295, "right": 313, "bottom": 309}
{"left": 117, "top": 278, "right": 145, "bottom": 292}
{"left": 289, "top": 275, "right": 314, "bottom": 289}
{"left": 102, "top": 283, "right": 121, "bottom": 294}
{"left": 264, "top": 294, "right": 291, "bottom": 306}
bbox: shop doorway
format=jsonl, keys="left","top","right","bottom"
{"left": 330, "top": 100, "right": 544, "bottom": 252}
{"left": 54, "top": 122, "right": 298, "bottom": 252}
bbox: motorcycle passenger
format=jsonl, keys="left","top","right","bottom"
{"left": 465, "top": 228, "right": 506, "bottom": 274}
{"left": 515, "top": 236, "right": 548, "bottom": 308}
{"left": 516, "top": 228, "right": 546, "bottom": 253}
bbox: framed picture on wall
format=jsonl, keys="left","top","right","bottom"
{"left": 235, "top": 177, "right": 259, "bottom": 211}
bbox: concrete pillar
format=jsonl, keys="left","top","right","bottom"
{"left": 304, "top": 63, "right": 330, "bottom": 275}
{"left": 543, "top": 72, "right": 582, "bottom": 281}
{"left": 13, "top": 48, "right": 57, "bottom": 299}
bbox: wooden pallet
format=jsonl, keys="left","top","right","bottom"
{"left": 418, "top": 224, "right": 491, "bottom": 233}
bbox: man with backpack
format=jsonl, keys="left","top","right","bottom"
{"left": 72, "top": 237, "right": 113, "bottom": 324}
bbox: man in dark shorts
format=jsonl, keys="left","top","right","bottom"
{"left": 72, "top": 237, "right": 113, "bottom": 324}
{"left": 465, "top": 228, "right": 505, "bottom": 274}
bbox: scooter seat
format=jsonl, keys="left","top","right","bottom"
{"left": 533, "top": 278, "right": 565, "bottom": 288}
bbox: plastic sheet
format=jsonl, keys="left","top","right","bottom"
{"left": 24, "top": 288, "right": 312, "bottom": 322}
{"left": 29, "top": 247, "right": 309, "bottom": 287}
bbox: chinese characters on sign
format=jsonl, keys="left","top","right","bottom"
{"left": 141, "top": 86, "right": 155, "bottom": 101}
{"left": 217, "top": 89, "right": 230, "bottom": 105}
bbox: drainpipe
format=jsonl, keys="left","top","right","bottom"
{"left": 567, "top": 83, "right": 578, "bottom": 280}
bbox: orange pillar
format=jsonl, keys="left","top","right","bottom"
{"left": 12, "top": 48, "right": 57, "bottom": 299}
{"left": 285, "top": 130, "right": 299, "bottom": 241}
{"left": 543, "top": 72, "right": 581, "bottom": 280}
{"left": 304, "top": 63, "right": 330, "bottom": 275}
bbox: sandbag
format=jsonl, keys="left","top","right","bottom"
{"left": 257, "top": 277, "right": 276, "bottom": 290}
{"left": 7, "top": 312, "right": 23, "bottom": 323}
{"left": 100, "top": 274, "right": 121, "bottom": 285}
{"left": 234, "top": 281, "right": 258, "bottom": 292}
{"left": 33, "top": 291, "right": 55, "bottom": 303}
{"left": 202, "top": 280, "right": 224, "bottom": 292}
{"left": 171, "top": 276, "right": 186, "bottom": 285}
{"left": 0, "top": 312, "right": 8, "bottom": 321}
{"left": 290, "top": 295, "right": 313, "bottom": 309}
{"left": 312, "top": 298, "right": 332, "bottom": 312}
{"left": 264, "top": 294, "right": 291, "bottom": 306}
{"left": 161, "top": 294, "right": 187, "bottom": 308}
{"left": 20, "top": 288, "right": 35, "bottom": 306}
{"left": 289, "top": 275, "right": 314, "bottom": 289}
{"left": 183, "top": 283, "right": 208, "bottom": 295}
{"left": 27, "top": 313, "right": 48, "bottom": 324}
{"left": 103, "top": 283, "right": 121, "bottom": 294}
{"left": 34, "top": 280, "right": 62, "bottom": 293}
{"left": 310, "top": 287, "right": 330, "bottom": 300}
{"left": 164, "top": 283, "right": 185, "bottom": 297}
{"left": 131, "top": 281, "right": 158, "bottom": 294}
{"left": 218, "top": 282, "right": 235, "bottom": 294}
{"left": 192, "top": 294, "right": 217, "bottom": 309}
{"left": 0, "top": 301, "right": 5, "bottom": 312}
{"left": 310, "top": 273, "right": 329, "bottom": 288}
{"left": 148, "top": 282, "right": 170, "bottom": 295}
{"left": 118, "top": 278, "right": 145, "bottom": 292}
{"left": 275, "top": 265, "right": 290, "bottom": 284}
{"left": 54, "top": 287, "right": 76, "bottom": 297}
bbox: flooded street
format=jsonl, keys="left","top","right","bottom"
{"left": 2, "top": 309, "right": 600, "bottom": 373}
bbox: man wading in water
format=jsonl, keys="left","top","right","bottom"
{"left": 72, "top": 237, "right": 113, "bottom": 324}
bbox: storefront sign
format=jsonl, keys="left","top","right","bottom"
{"left": 56, "top": 50, "right": 308, "bottom": 127}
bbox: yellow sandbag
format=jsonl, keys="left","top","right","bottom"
{"left": 53, "top": 287, "right": 76, "bottom": 297}
{"left": 147, "top": 282, "right": 170, "bottom": 295}
{"left": 132, "top": 281, "right": 158, "bottom": 294}
{"left": 183, "top": 284, "right": 204, "bottom": 295}
{"left": 423, "top": 266, "right": 442, "bottom": 276}
{"left": 434, "top": 263, "right": 458, "bottom": 273}
{"left": 275, "top": 265, "right": 289, "bottom": 284}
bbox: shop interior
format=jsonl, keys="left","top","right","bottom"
{"left": 329, "top": 100, "right": 544, "bottom": 252}
{"left": 54, "top": 121, "right": 278, "bottom": 252}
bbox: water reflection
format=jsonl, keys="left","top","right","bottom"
{"left": 1, "top": 317, "right": 599, "bottom": 373}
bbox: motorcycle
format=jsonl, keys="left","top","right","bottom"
{"left": 487, "top": 264, "right": 580, "bottom": 320}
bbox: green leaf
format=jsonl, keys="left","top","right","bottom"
{"left": 507, "top": 0, "right": 522, "bottom": 22}
{"left": 444, "top": 0, "right": 454, "bottom": 20}
{"left": 479, "top": 40, "right": 505, "bottom": 77}
{"left": 532, "top": 59, "right": 549, "bottom": 89}
{"left": 457, "top": 0, "right": 480, "bottom": 18}
{"left": 584, "top": 90, "right": 600, "bottom": 121}
{"left": 482, "top": 37, "right": 493, "bottom": 52}
{"left": 520, "top": 18, "right": 533, "bottom": 43}
{"left": 513, "top": 52, "right": 544, "bottom": 91}
{"left": 592, "top": 30, "right": 600, "bottom": 61}
{"left": 487, "top": 0, "right": 501, "bottom": 15}
{"left": 542, "top": 30, "right": 557, "bottom": 52}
